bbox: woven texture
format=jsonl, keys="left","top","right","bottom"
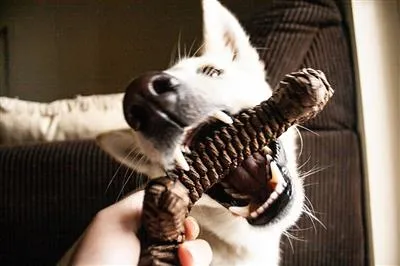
{"left": 138, "top": 69, "right": 333, "bottom": 265}
{"left": 0, "top": 0, "right": 367, "bottom": 265}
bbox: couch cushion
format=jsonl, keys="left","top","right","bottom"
{"left": 283, "top": 130, "right": 367, "bottom": 265}
{"left": 246, "top": 0, "right": 357, "bottom": 131}
{"left": 0, "top": 94, "right": 127, "bottom": 145}
{"left": 0, "top": 131, "right": 366, "bottom": 265}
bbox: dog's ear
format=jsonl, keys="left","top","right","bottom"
{"left": 96, "top": 129, "right": 165, "bottom": 178}
{"left": 201, "top": 0, "right": 260, "bottom": 65}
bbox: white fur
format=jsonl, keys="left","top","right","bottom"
{"left": 95, "top": 1, "right": 304, "bottom": 265}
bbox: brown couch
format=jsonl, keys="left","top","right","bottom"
{"left": 0, "top": 0, "right": 368, "bottom": 265}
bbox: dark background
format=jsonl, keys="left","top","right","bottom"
{"left": 0, "top": 0, "right": 267, "bottom": 102}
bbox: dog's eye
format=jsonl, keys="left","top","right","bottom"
{"left": 198, "top": 65, "right": 224, "bottom": 77}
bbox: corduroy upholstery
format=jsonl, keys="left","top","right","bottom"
{"left": 244, "top": 1, "right": 367, "bottom": 264}
{"left": 0, "top": 0, "right": 368, "bottom": 265}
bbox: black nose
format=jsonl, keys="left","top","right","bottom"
{"left": 123, "top": 72, "right": 180, "bottom": 131}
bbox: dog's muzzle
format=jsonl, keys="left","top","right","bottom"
{"left": 123, "top": 72, "right": 187, "bottom": 136}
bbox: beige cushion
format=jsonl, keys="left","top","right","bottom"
{"left": 0, "top": 94, "right": 128, "bottom": 145}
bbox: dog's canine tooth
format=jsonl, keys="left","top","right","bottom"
{"left": 180, "top": 145, "right": 191, "bottom": 154}
{"left": 275, "top": 183, "right": 286, "bottom": 194}
{"left": 212, "top": 110, "right": 233, "bottom": 124}
{"left": 174, "top": 147, "right": 190, "bottom": 171}
{"left": 270, "top": 161, "right": 285, "bottom": 185}
{"left": 229, "top": 205, "right": 251, "bottom": 217}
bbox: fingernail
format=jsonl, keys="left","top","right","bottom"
{"left": 182, "top": 240, "right": 212, "bottom": 266}
{"left": 185, "top": 216, "right": 200, "bottom": 239}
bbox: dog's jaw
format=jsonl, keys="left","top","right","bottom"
{"left": 189, "top": 127, "right": 304, "bottom": 266}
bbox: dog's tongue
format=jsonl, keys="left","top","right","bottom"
{"left": 207, "top": 152, "right": 275, "bottom": 206}
{"left": 226, "top": 152, "right": 274, "bottom": 203}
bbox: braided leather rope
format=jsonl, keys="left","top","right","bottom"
{"left": 139, "top": 68, "right": 334, "bottom": 266}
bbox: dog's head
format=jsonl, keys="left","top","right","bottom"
{"left": 98, "top": 0, "right": 271, "bottom": 178}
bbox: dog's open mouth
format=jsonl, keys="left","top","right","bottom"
{"left": 206, "top": 140, "right": 292, "bottom": 225}
{"left": 130, "top": 103, "right": 293, "bottom": 226}
{"left": 180, "top": 116, "right": 293, "bottom": 226}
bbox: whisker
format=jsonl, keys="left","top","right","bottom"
{"left": 260, "top": 45, "right": 271, "bottom": 60}
{"left": 135, "top": 172, "right": 146, "bottom": 190}
{"left": 299, "top": 165, "right": 329, "bottom": 179}
{"left": 183, "top": 43, "right": 187, "bottom": 59}
{"left": 302, "top": 182, "right": 320, "bottom": 188}
{"left": 192, "top": 42, "right": 205, "bottom": 57}
{"left": 105, "top": 144, "right": 136, "bottom": 193}
{"left": 283, "top": 230, "right": 306, "bottom": 244}
{"left": 177, "top": 31, "right": 182, "bottom": 61}
{"left": 302, "top": 206, "right": 317, "bottom": 232}
{"left": 168, "top": 42, "right": 178, "bottom": 67}
{"left": 297, "top": 125, "right": 320, "bottom": 136}
{"left": 287, "top": 226, "right": 315, "bottom": 232}
{"left": 254, "top": 47, "right": 270, "bottom": 51}
{"left": 136, "top": 156, "right": 149, "bottom": 188}
{"left": 115, "top": 151, "right": 144, "bottom": 201}
{"left": 116, "top": 171, "right": 134, "bottom": 201}
{"left": 187, "top": 38, "right": 197, "bottom": 57}
{"left": 283, "top": 232, "right": 295, "bottom": 254}
{"left": 116, "top": 153, "right": 146, "bottom": 201}
{"left": 297, "top": 154, "right": 312, "bottom": 170}
{"left": 303, "top": 200, "right": 326, "bottom": 230}
{"left": 294, "top": 126, "right": 304, "bottom": 159}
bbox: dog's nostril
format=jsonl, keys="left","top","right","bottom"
{"left": 151, "top": 75, "right": 180, "bottom": 95}
{"left": 126, "top": 104, "right": 148, "bottom": 131}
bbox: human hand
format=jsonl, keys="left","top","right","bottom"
{"left": 69, "top": 190, "right": 212, "bottom": 266}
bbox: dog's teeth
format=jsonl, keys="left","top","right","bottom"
{"left": 229, "top": 205, "right": 251, "bottom": 217}
{"left": 270, "top": 161, "right": 285, "bottom": 184}
{"left": 275, "top": 183, "right": 285, "bottom": 194}
{"left": 262, "top": 146, "right": 273, "bottom": 156}
{"left": 250, "top": 204, "right": 267, "bottom": 218}
{"left": 180, "top": 145, "right": 191, "bottom": 154}
{"left": 270, "top": 191, "right": 279, "bottom": 200}
{"left": 212, "top": 111, "right": 233, "bottom": 124}
{"left": 266, "top": 197, "right": 274, "bottom": 205}
{"left": 261, "top": 200, "right": 271, "bottom": 210}
{"left": 174, "top": 147, "right": 190, "bottom": 171}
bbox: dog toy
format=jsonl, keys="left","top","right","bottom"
{"left": 138, "top": 68, "right": 333, "bottom": 266}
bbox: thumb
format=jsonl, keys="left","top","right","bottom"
{"left": 178, "top": 239, "right": 212, "bottom": 266}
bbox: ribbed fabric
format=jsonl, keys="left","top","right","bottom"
{"left": 243, "top": 1, "right": 367, "bottom": 265}
{"left": 0, "top": 140, "right": 143, "bottom": 265}
{"left": 0, "top": 0, "right": 368, "bottom": 265}
{"left": 282, "top": 130, "right": 366, "bottom": 266}
{"left": 245, "top": 0, "right": 357, "bottom": 131}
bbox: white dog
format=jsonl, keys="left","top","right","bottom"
{"left": 70, "top": 0, "right": 305, "bottom": 265}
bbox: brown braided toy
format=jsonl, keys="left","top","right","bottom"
{"left": 138, "top": 68, "right": 334, "bottom": 266}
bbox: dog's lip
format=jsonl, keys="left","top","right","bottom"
{"left": 207, "top": 141, "right": 293, "bottom": 225}
{"left": 158, "top": 110, "right": 183, "bottom": 129}
{"left": 147, "top": 100, "right": 188, "bottom": 129}
{"left": 182, "top": 118, "right": 217, "bottom": 149}
{"left": 247, "top": 179, "right": 292, "bottom": 226}
{"left": 183, "top": 116, "right": 227, "bottom": 150}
